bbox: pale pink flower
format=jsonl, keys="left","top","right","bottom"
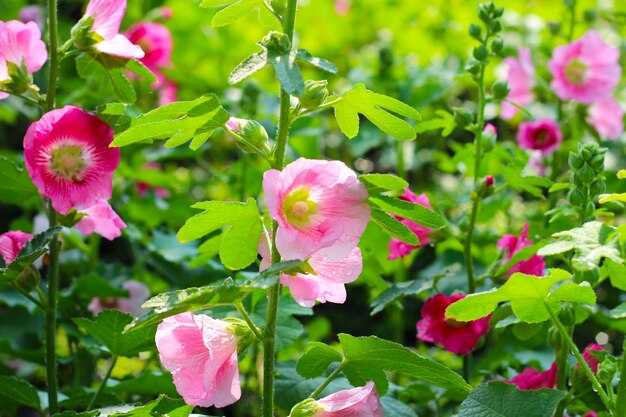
{"left": 388, "top": 189, "right": 434, "bottom": 260}
{"left": 504, "top": 363, "right": 557, "bottom": 390}
{"left": 587, "top": 97, "right": 624, "bottom": 141}
{"left": 335, "top": 0, "right": 351, "bottom": 16}
{"left": 0, "top": 231, "right": 33, "bottom": 265}
{"left": 23, "top": 106, "right": 121, "bottom": 215}
{"left": 548, "top": 30, "right": 621, "bottom": 104}
{"left": 484, "top": 123, "right": 497, "bottom": 137}
{"left": 155, "top": 312, "right": 241, "bottom": 408}
{"left": 497, "top": 223, "right": 545, "bottom": 277}
{"left": 314, "top": 382, "right": 384, "bottom": 417}
{"left": 136, "top": 162, "right": 171, "bottom": 198}
{"left": 75, "top": 200, "right": 126, "bottom": 240}
{"left": 263, "top": 158, "right": 370, "bottom": 261}
{"left": 83, "top": 0, "right": 145, "bottom": 59}
{"left": 88, "top": 280, "right": 149, "bottom": 317}
{"left": 502, "top": 48, "right": 535, "bottom": 119}
{"left": 516, "top": 119, "right": 562, "bottom": 155}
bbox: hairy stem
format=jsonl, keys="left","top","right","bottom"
{"left": 86, "top": 356, "right": 117, "bottom": 411}
{"left": 616, "top": 339, "right": 626, "bottom": 417}
{"left": 45, "top": 0, "right": 59, "bottom": 112}
{"left": 236, "top": 304, "right": 265, "bottom": 342}
{"left": 553, "top": 325, "right": 573, "bottom": 417}
{"left": 46, "top": 203, "right": 60, "bottom": 415}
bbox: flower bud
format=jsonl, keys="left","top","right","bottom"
{"left": 226, "top": 117, "right": 270, "bottom": 155}
{"left": 597, "top": 358, "right": 617, "bottom": 383}
{"left": 589, "top": 154, "right": 605, "bottom": 172}
{"left": 270, "top": 0, "right": 287, "bottom": 15}
{"left": 548, "top": 326, "right": 563, "bottom": 351}
{"left": 1, "top": 61, "right": 34, "bottom": 96}
{"left": 262, "top": 31, "right": 291, "bottom": 54}
{"left": 559, "top": 304, "right": 576, "bottom": 327}
{"left": 453, "top": 107, "right": 474, "bottom": 128}
{"left": 568, "top": 152, "right": 583, "bottom": 169}
{"left": 491, "top": 38, "right": 504, "bottom": 54}
{"left": 485, "top": 175, "right": 495, "bottom": 187}
{"left": 589, "top": 180, "right": 606, "bottom": 196}
{"left": 465, "top": 57, "right": 481, "bottom": 75}
{"left": 15, "top": 265, "right": 41, "bottom": 294}
{"left": 478, "top": 6, "right": 490, "bottom": 23}
{"left": 578, "top": 164, "right": 595, "bottom": 184}
{"left": 469, "top": 24, "right": 482, "bottom": 40}
{"left": 299, "top": 80, "right": 329, "bottom": 110}
{"left": 473, "top": 45, "right": 489, "bottom": 61}
{"left": 289, "top": 398, "right": 321, "bottom": 417}
{"left": 492, "top": 80, "right": 510, "bottom": 100}
{"left": 489, "top": 19, "right": 502, "bottom": 33}
{"left": 580, "top": 144, "right": 595, "bottom": 162}
{"left": 568, "top": 189, "right": 585, "bottom": 206}
{"left": 224, "top": 318, "right": 255, "bottom": 353}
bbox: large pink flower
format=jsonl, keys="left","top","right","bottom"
{"left": 83, "top": 0, "right": 144, "bottom": 59}
{"left": 504, "top": 363, "right": 557, "bottom": 390}
{"left": 418, "top": 293, "right": 490, "bottom": 356}
{"left": 75, "top": 200, "right": 126, "bottom": 240}
{"left": 23, "top": 106, "right": 121, "bottom": 215}
{"left": 263, "top": 158, "right": 370, "bottom": 261}
{"left": 587, "top": 97, "right": 624, "bottom": 141}
{"left": 388, "top": 189, "right": 434, "bottom": 260}
{"left": 313, "top": 382, "right": 384, "bottom": 417}
{"left": 155, "top": 312, "right": 241, "bottom": 408}
{"left": 88, "top": 280, "right": 149, "bottom": 317}
{"left": 582, "top": 344, "right": 603, "bottom": 374}
{"left": 516, "top": 119, "right": 562, "bottom": 155}
{"left": 0, "top": 20, "right": 47, "bottom": 98}
{"left": 502, "top": 48, "right": 535, "bottom": 119}
{"left": 548, "top": 30, "right": 621, "bottom": 104}
{"left": 497, "top": 223, "right": 545, "bottom": 277}
{"left": 0, "top": 231, "right": 33, "bottom": 265}
{"left": 125, "top": 22, "right": 172, "bottom": 75}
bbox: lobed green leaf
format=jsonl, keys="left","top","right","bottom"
{"left": 0, "top": 376, "right": 41, "bottom": 410}
{"left": 369, "top": 195, "right": 447, "bottom": 229}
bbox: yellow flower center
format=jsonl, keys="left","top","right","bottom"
{"left": 282, "top": 188, "right": 317, "bottom": 227}
{"left": 565, "top": 58, "right": 587, "bottom": 85}
{"left": 49, "top": 142, "right": 90, "bottom": 182}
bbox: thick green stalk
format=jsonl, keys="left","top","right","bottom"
{"left": 617, "top": 339, "right": 626, "bottom": 417}
{"left": 45, "top": 0, "right": 60, "bottom": 112}
{"left": 263, "top": 2, "right": 298, "bottom": 416}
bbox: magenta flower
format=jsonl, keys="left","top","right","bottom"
{"left": 0, "top": 231, "right": 33, "bottom": 265}
{"left": 313, "top": 382, "right": 383, "bottom": 417}
{"left": 587, "top": 97, "right": 624, "bottom": 141}
{"left": 504, "top": 363, "right": 557, "bottom": 390}
{"left": 516, "top": 119, "right": 562, "bottom": 156}
{"left": 82, "top": 0, "right": 145, "bottom": 59}
{"left": 548, "top": 30, "right": 621, "bottom": 104}
{"left": 0, "top": 20, "right": 47, "bottom": 99}
{"left": 502, "top": 48, "right": 535, "bottom": 119}
{"left": 388, "top": 189, "right": 434, "bottom": 260}
{"left": 75, "top": 200, "right": 127, "bottom": 240}
{"left": 88, "top": 280, "right": 149, "bottom": 317}
{"left": 497, "top": 223, "right": 545, "bottom": 277}
{"left": 125, "top": 22, "right": 172, "bottom": 77}
{"left": 582, "top": 344, "right": 603, "bottom": 374}
{"left": 155, "top": 312, "right": 242, "bottom": 408}
{"left": 23, "top": 106, "right": 121, "bottom": 215}
{"left": 418, "top": 293, "right": 490, "bottom": 356}
{"left": 263, "top": 158, "right": 370, "bottom": 261}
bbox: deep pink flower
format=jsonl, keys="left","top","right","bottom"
{"left": 388, "top": 189, "right": 434, "bottom": 260}
{"left": 136, "top": 162, "right": 171, "bottom": 198}
{"left": 504, "top": 363, "right": 557, "bottom": 390}
{"left": 75, "top": 200, "right": 126, "bottom": 240}
{"left": 497, "top": 223, "right": 546, "bottom": 277}
{"left": 88, "top": 280, "right": 149, "bottom": 317}
{"left": 263, "top": 158, "right": 370, "bottom": 261}
{"left": 83, "top": 0, "right": 145, "bottom": 59}
{"left": 485, "top": 175, "right": 495, "bottom": 187}
{"left": 516, "top": 119, "right": 562, "bottom": 155}
{"left": 125, "top": 22, "right": 172, "bottom": 76}
{"left": 0, "top": 231, "right": 33, "bottom": 265}
{"left": 587, "top": 97, "right": 624, "bottom": 141}
{"left": 314, "top": 381, "right": 384, "bottom": 417}
{"left": 502, "top": 48, "right": 535, "bottom": 119}
{"left": 0, "top": 20, "right": 47, "bottom": 98}
{"left": 548, "top": 30, "right": 621, "bottom": 104}
{"left": 582, "top": 344, "right": 603, "bottom": 374}
{"left": 23, "top": 106, "right": 121, "bottom": 215}
{"left": 418, "top": 293, "right": 490, "bottom": 356}
{"left": 155, "top": 312, "right": 241, "bottom": 408}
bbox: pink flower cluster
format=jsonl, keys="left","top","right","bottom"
{"left": 388, "top": 189, "right": 435, "bottom": 260}
{"left": 497, "top": 223, "right": 545, "bottom": 277}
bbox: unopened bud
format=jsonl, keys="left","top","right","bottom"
{"left": 465, "top": 57, "right": 481, "bottom": 75}
{"left": 469, "top": 24, "right": 482, "bottom": 40}
{"left": 262, "top": 31, "right": 291, "bottom": 54}
{"left": 299, "top": 80, "right": 329, "bottom": 109}
{"left": 473, "top": 45, "right": 489, "bottom": 61}
{"left": 485, "top": 175, "right": 495, "bottom": 187}
{"left": 289, "top": 398, "right": 321, "bottom": 417}
{"left": 491, "top": 38, "right": 504, "bottom": 54}
{"left": 15, "top": 265, "right": 41, "bottom": 294}
{"left": 224, "top": 318, "right": 255, "bottom": 353}
{"left": 453, "top": 107, "right": 474, "bottom": 128}
{"left": 492, "top": 80, "right": 510, "bottom": 100}
{"left": 226, "top": 117, "right": 269, "bottom": 155}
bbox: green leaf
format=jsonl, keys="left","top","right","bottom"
{"left": 229, "top": 51, "right": 268, "bottom": 84}
{"left": 414, "top": 109, "right": 455, "bottom": 137}
{"left": 503, "top": 169, "right": 553, "bottom": 198}
{"left": 53, "top": 412, "right": 100, "bottom": 417}
{"left": 200, "top": 0, "right": 277, "bottom": 27}
{"left": 295, "top": 49, "right": 338, "bottom": 74}
{"left": 109, "top": 395, "right": 192, "bottom": 417}
{"left": 538, "top": 221, "right": 622, "bottom": 271}
{"left": 339, "top": 334, "right": 472, "bottom": 395}
{"left": 0, "top": 376, "right": 41, "bottom": 410}
{"left": 177, "top": 198, "right": 262, "bottom": 270}
{"left": 74, "top": 310, "right": 157, "bottom": 357}
{"left": 369, "top": 195, "right": 446, "bottom": 229}
{"left": 606, "top": 260, "right": 626, "bottom": 291}
{"left": 609, "top": 302, "right": 626, "bottom": 319}
{"left": 446, "top": 269, "right": 596, "bottom": 323}
{"left": 360, "top": 173, "right": 408, "bottom": 194}
{"left": 0, "top": 227, "right": 62, "bottom": 282}
{"left": 111, "top": 94, "right": 229, "bottom": 148}
{"left": 296, "top": 342, "right": 343, "bottom": 378}
{"left": 108, "top": 371, "right": 178, "bottom": 397}
{"left": 0, "top": 157, "right": 38, "bottom": 206}
{"left": 495, "top": 243, "right": 543, "bottom": 277}
{"left": 333, "top": 84, "right": 421, "bottom": 140}
{"left": 267, "top": 47, "right": 304, "bottom": 96}
{"left": 370, "top": 278, "right": 434, "bottom": 315}
{"left": 370, "top": 209, "right": 419, "bottom": 245}
{"left": 458, "top": 382, "right": 565, "bottom": 417}
{"left": 75, "top": 53, "right": 137, "bottom": 103}
{"left": 125, "top": 59, "right": 158, "bottom": 84}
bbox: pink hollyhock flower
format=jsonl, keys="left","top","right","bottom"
{"left": 75, "top": 200, "right": 126, "bottom": 240}
{"left": 23, "top": 106, "right": 121, "bottom": 215}
{"left": 19, "top": 6, "right": 43, "bottom": 28}
{"left": 136, "top": 162, "right": 171, "bottom": 198}
{"left": 548, "top": 30, "right": 621, "bottom": 104}
{"left": 516, "top": 119, "right": 563, "bottom": 155}
{"left": 159, "top": 80, "right": 178, "bottom": 105}
{"left": 125, "top": 22, "right": 172, "bottom": 77}
{"left": 582, "top": 344, "right": 603, "bottom": 374}
{"left": 388, "top": 189, "right": 434, "bottom": 260}
{"left": 335, "top": 0, "right": 351, "bottom": 16}
{"left": 504, "top": 363, "right": 557, "bottom": 390}
{"left": 587, "top": 97, "right": 624, "bottom": 141}
{"left": 484, "top": 123, "right": 497, "bottom": 137}
{"left": 497, "top": 223, "right": 546, "bottom": 277}
{"left": 417, "top": 293, "right": 491, "bottom": 356}
{"left": 82, "top": 0, "right": 145, "bottom": 59}
{"left": 160, "top": 7, "right": 174, "bottom": 20}
{"left": 263, "top": 158, "right": 370, "bottom": 261}
{"left": 0, "top": 231, "right": 33, "bottom": 265}
{"left": 311, "top": 381, "right": 384, "bottom": 417}
{"left": 0, "top": 20, "right": 47, "bottom": 98}
{"left": 502, "top": 48, "right": 535, "bottom": 119}
{"left": 88, "top": 280, "right": 149, "bottom": 317}
{"left": 155, "top": 312, "right": 242, "bottom": 408}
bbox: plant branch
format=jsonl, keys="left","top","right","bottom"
{"left": 45, "top": 202, "right": 61, "bottom": 415}
{"left": 236, "top": 303, "right": 265, "bottom": 342}
{"left": 310, "top": 362, "right": 345, "bottom": 399}
{"left": 45, "top": 0, "right": 60, "bottom": 112}
{"left": 86, "top": 356, "right": 117, "bottom": 411}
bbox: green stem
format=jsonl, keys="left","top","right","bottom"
{"left": 310, "top": 362, "right": 345, "bottom": 399}
{"left": 567, "top": 0, "right": 577, "bottom": 42}
{"left": 553, "top": 325, "right": 573, "bottom": 417}
{"left": 45, "top": 0, "right": 60, "bottom": 112}
{"left": 463, "top": 195, "right": 481, "bottom": 294}
{"left": 13, "top": 285, "right": 46, "bottom": 310}
{"left": 236, "top": 304, "right": 265, "bottom": 342}
{"left": 616, "top": 339, "right": 626, "bottom": 417}
{"left": 292, "top": 98, "right": 342, "bottom": 121}
{"left": 45, "top": 202, "right": 60, "bottom": 415}
{"left": 86, "top": 356, "right": 117, "bottom": 411}
{"left": 545, "top": 302, "right": 613, "bottom": 414}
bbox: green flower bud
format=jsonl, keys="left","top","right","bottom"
{"left": 578, "top": 164, "right": 595, "bottom": 184}
{"left": 478, "top": 7, "right": 490, "bottom": 23}
{"left": 289, "top": 398, "right": 320, "bottom": 417}
{"left": 453, "top": 107, "right": 474, "bottom": 128}
{"left": 299, "top": 80, "right": 329, "bottom": 110}
{"left": 15, "top": 265, "right": 41, "bottom": 294}
{"left": 547, "top": 21, "right": 561, "bottom": 36}
{"left": 572, "top": 170, "right": 585, "bottom": 187}
{"left": 568, "top": 152, "right": 583, "bottom": 169}
{"left": 580, "top": 144, "right": 595, "bottom": 162}
{"left": 224, "top": 318, "right": 255, "bottom": 353}
{"left": 473, "top": 45, "right": 489, "bottom": 61}
{"left": 548, "top": 326, "right": 563, "bottom": 351}
{"left": 585, "top": 201, "right": 595, "bottom": 218}
{"left": 489, "top": 20, "right": 502, "bottom": 34}
{"left": 262, "top": 31, "right": 291, "bottom": 54}
{"left": 1, "top": 61, "right": 33, "bottom": 96}
{"left": 491, "top": 38, "right": 504, "bottom": 54}
{"left": 559, "top": 304, "right": 576, "bottom": 327}
{"left": 270, "top": 0, "right": 287, "bottom": 15}
{"left": 494, "top": 7, "right": 504, "bottom": 17}
{"left": 465, "top": 57, "right": 481, "bottom": 75}
{"left": 227, "top": 118, "right": 270, "bottom": 155}
{"left": 597, "top": 358, "right": 617, "bottom": 384}
{"left": 568, "top": 189, "right": 585, "bottom": 206}
{"left": 469, "top": 24, "right": 482, "bottom": 40}
{"left": 491, "top": 80, "right": 510, "bottom": 100}
{"left": 589, "top": 180, "right": 606, "bottom": 196}
{"left": 589, "top": 154, "right": 605, "bottom": 172}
